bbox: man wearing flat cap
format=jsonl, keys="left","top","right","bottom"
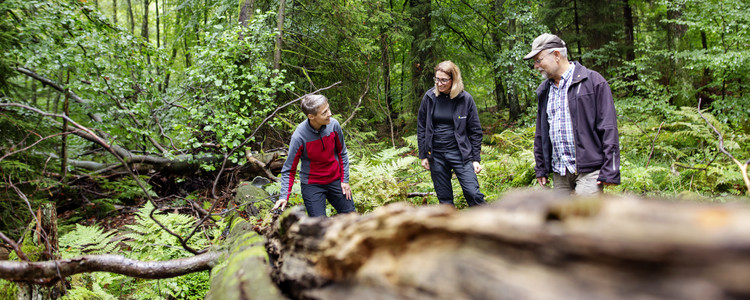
{"left": 524, "top": 33, "right": 620, "bottom": 195}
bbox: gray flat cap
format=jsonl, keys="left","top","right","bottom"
{"left": 523, "top": 33, "right": 566, "bottom": 60}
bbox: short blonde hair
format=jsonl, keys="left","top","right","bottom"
{"left": 433, "top": 60, "right": 464, "bottom": 99}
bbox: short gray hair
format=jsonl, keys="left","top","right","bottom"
{"left": 301, "top": 94, "right": 328, "bottom": 116}
{"left": 548, "top": 47, "right": 567, "bottom": 58}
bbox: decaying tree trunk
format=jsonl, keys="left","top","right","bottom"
{"left": 205, "top": 221, "right": 283, "bottom": 300}
{"left": 264, "top": 190, "right": 750, "bottom": 300}
{"left": 16, "top": 204, "right": 64, "bottom": 299}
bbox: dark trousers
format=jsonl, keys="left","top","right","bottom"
{"left": 300, "top": 180, "right": 355, "bottom": 217}
{"left": 429, "top": 149, "right": 486, "bottom": 207}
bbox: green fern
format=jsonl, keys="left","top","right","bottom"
{"left": 124, "top": 201, "right": 210, "bottom": 260}
{"left": 59, "top": 224, "right": 119, "bottom": 258}
{"left": 349, "top": 146, "right": 418, "bottom": 212}
{"left": 60, "top": 284, "right": 117, "bottom": 300}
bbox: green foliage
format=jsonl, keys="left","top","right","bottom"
{"left": 56, "top": 202, "right": 218, "bottom": 299}
{"left": 0, "top": 279, "right": 18, "bottom": 300}
{"left": 349, "top": 145, "right": 418, "bottom": 212}
{"left": 178, "top": 11, "right": 294, "bottom": 166}
{"left": 59, "top": 224, "right": 118, "bottom": 258}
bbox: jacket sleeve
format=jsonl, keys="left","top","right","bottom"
{"left": 279, "top": 136, "right": 304, "bottom": 202}
{"left": 417, "top": 93, "right": 429, "bottom": 160}
{"left": 594, "top": 75, "right": 621, "bottom": 184}
{"left": 465, "top": 93, "right": 483, "bottom": 162}
{"left": 334, "top": 120, "right": 350, "bottom": 183}
{"left": 533, "top": 86, "right": 548, "bottom": 179}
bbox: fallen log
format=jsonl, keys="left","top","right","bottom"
{"left": 264, "top": 190, "right": 750, "bottom": 300}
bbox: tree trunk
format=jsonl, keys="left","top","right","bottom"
{"left": 238, "top": 0, "right": 256, "bottom": 28}
{"left": 506, "top": 18, "right": 521, "bottom": 121}
{"left": 273, "top": 0, "right": 287, "bottom": 72}
{"left": 622, "top": 0, "right": 635, "bottom": 62}
{"left": 155, "top": 0, "right": 160, "bottom": 48}
{"left": 574, "top": 0, "right": 582, "bottom": 63}
{"left": 17, "top": 204, "right": 64, "bottom": 299}
{"left": 491, "top": 0, "right": 507, "bottom": 112}
{"left": 61, "top": 91, "right": 68, "bottom": 181}
{"left": 141, "top": 0, "right": 150, "bottom": 42}
{"left": 127, "top": 0, "right": 135, "bottom": 34}
{"left": 622, "top": 0, "right": 637, "bottom": 91}
{"left": 112, "top": 0, "right": 117, "bottom": 26}
{"left": 409, "top": 0, "right": 434, "bottom": 112}
{"left": 380, "top": 32, "right": 397, "bottom": 132}
{"left": 205, "top": 221, "right": 283, "bottom": 300}
{"left": 265, "top": 191, "right": 750, "bottom": 299}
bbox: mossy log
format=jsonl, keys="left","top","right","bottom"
{"left": 263, "top": 190, "right": 750, "bottom": 300}
{"left": 205, "top": 220, "right": 283, "bottom": 300}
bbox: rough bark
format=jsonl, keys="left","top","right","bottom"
{"left": 265, "top": 190, "right": 750, "bottom": 300}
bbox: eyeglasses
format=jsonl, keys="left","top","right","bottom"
{"left": 433, "top": 77, "right": 452, "bottom": 84}
{"left": 534, "top": 50, "right": 556, "bottom": 64}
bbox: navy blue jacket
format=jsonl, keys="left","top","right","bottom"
{"left": 534, "top": 62, "right": 620, "bottom": 184}
{"left": 418, "top": 88, "right": 483, "bottom": 163}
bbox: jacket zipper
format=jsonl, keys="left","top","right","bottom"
{"left": 570, "top": 79, "right": 581, "bottom": 175}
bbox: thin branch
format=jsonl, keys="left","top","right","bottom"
{"left": 343, "top": 69, "right": 369, "bottom": 127}
{"left": 645, "top": 121, "right": 665, "bottom": 169}
{"left": 0, "top": 252, "right": 221, "bottom": 284}
{"left": 14, "top": 67, "right": 102, "bottom": 123}
{"left": 0, "top": 231, "right": 28, "bottom": 262}
{"left": 0, "top": 130, "right": 77, "bottom": 162}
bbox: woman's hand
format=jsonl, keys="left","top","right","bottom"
{"left": 272, "top": 199, "right": 288, "bottom": 211}
{"left": 341, "top": 182, "right": 353, "bottom": 200}
{"left": 473, "top": 161, "right": 482, "bottom": 174}
{"left": 421, "top": 158, "right": 430, "bottom": 170}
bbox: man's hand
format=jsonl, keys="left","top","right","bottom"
{"left": 597, "top": 181, "right": 616, "bottom": 186}
{"left": 472, "top": 161, "right": 482, "bottom": 174}
{"left": 341, "top": 182, "right": 352, "bottom": 200}
{"left": 421, "top": 158, "right": 430, "bottom": 170}
{"left": 537, "top": 177, "right": 548, "bottom": 186}
{"left": 272, "top": 199, "right": 288, "bottom": 211}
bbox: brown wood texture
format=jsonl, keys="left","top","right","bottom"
{"left": 265, "top": 190, "right": 750, "bottom": 300}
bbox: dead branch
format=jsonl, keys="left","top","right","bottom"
{"left": 698, "top": 98, "right": 750, "bottom": 194}
{"left": 0, "top": 231, "right": 28, "bottom": 262}
{"left": 342, "top": 71, "right": 369, "bottom": 127}
{"left": 645, "top": 121, "right": 664, "bottom": 168}
{"left": 0, "top": 130, "right": 77, "bottom": 162}
{"left": 0, "top": 252, "right": 221, "bottom": 284}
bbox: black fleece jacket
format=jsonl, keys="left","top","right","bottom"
{"left": 418, "top": 88, "right": 483, "bottom": 163}
{"left": 533, "top": 62, "right": 621, "bottom": 184}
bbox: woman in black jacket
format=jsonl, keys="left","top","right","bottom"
{"left": 417, "top": 60, "right": 486, "bottom": 207}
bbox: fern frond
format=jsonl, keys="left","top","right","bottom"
{"left": 59, "top": 224, "right": 119, "bottom": 258}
